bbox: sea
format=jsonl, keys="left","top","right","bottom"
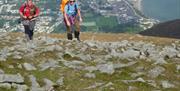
{"left": 142, "top": 0, "right": 180, "bottom": 22}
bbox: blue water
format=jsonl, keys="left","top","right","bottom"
{"left": 142, "top": 0, "right": 180, "bottom": 22}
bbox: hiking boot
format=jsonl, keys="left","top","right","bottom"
{"left": 25, "top": 34, "right": 30, "bottom": 42}
{"left": 67, "top": 33, "right": 73, "bottom": 40}
{"left": 74, "top": 31, "right": 80, "bottom": 41}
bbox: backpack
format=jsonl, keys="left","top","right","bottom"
{"left": 67, "top": 3, "right": 78, "bottom": 14}
{"left": 23, "top": 3, "right": 37, "bottom": 15}
{"left": 60, "top": 0, "right": 69, "bottom": 13}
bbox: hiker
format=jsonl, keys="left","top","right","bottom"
{"left": 19, "top": 0, "right": 40, "bottom": 41}
{"left": 61, "top": 0, "right": 83, "bottom": 41}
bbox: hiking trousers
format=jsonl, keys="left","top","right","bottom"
{"left": 64, "top": 16, "right": 80, "bottom": 33}
{"left": 64, "top": 15, "right": 80, "bottom": 40}
{"left": 22, "top": 20, "right": 36, "bottom": 40}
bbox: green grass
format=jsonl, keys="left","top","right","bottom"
{"left": 0, "top": 88, "right": 16, "bottom": 91}
{"left": 96, "top": 16, "right": 118, "bottom": 29}
{"left": 0, "top": 57, "right": 178, "bottom": 91}
{"left": 0, "top": 34, "right": 179, "bottom": 91}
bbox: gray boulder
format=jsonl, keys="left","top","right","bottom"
{"left": 177, "top": 65, "right": 180, "bottom": 72}
{"left": 131, "top": 72, "right": 145, "bottom": 78}
{"left": 0, "top": 83, "right": 11, "bottom": 89}
{"left": 63, "top": 60, "right": 85, "bottom": 70}
{"left": 29, "top": 75, "right": 40, "bottom": 88}
{"left": 84, "top": 41, "right": 97, "bottom": 47}
{"left": 8, "top": 65, "right": 14, "bottom": 69}
{"left": 56, "top": 77, "right": 64, "bottom": 86}
{"left": 44, "top": 45, "right": 63, "bottom": 52}
{"left": 84, "top": 66, "right": 98, "bottom": 73}
{"left": 0, "top": 69, "right": 4, "bottom": 74}
{"left": 160, "top": 46, "right": 179, "bottom": 58}
{"left": 103, "top": 82, "right": 113, "bottom": 88}
{"left": 84, "top": 82, "right": 104, "bottom": 89}
{"left": 161, "top": 81, "right": 175, "bottom": 89}
{"left": 30, "top": 87, "right": 45, "bottom": 91}
{"left": 29, "top": 75, "right": 45, "bottom": 91}
{"left": 43, "top": 78, "right": 55, "bottom": 91}
{"left": 13, "top": 55, "right": 23, "bottom": 60}
{"left": 84, "top": 73, "right": 96, "bottom": 79}
{"left": 118, "top": 40, "right": 129, "bottom": 47}
{"left": 122, "top": 77, "right": 146, "bottom": 84}
{"left": 18, "top": 64, "right": 23, "bottom": 69}
{"left": 153, "top": 57, "right": 167, "bottom": 65}
{"left": 118, "top": 49, "right": 140, "bottom": 59}
{"left": 114, "top": 61, "right": 137, "bottom": 69}
{"left": 147, "top": 47, "right": 168, "bottom": 65}
{"left": 13, "top": 84, "right": 28, "bottom": 91}
{"left": 97, "top": 62, "right": 114, "bottom": 75}
{"left": 78, "top": 54, "right": 92, "bottom": 61}
{"left": 0, "top": 47, "right": 9, "bottom": 61}
{"left": 44, "top": 37, "right": 59, "bottom": 45}
{"left": 0, "top": 74, "right": 24, "bottom": 83}
{"left": 128, "top": 86, "right": 138, "bottom": 91}
{"left": 148, "top": 66, "right": 165, "bottom": 78}
{"left": 39, "top": 59, "right": 60, "bottom": 71}
{"left": 23, "top": 63, "right": 37, "bottom": 71}
{"left": 146, "top": 80, "right": 158, "bottom": 88}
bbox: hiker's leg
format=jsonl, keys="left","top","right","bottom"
{"left": 75, "top": 17, "right": 80, "bottom": 32}
{"left": 24, "top": 25, "right": 31, "bottom": 41}
{"left": 67, "top": 33, "right": 73, "bottom": 40}
{"left": 66, "top": 26, "right": 72, "bottom": 40}
{"left": 29, "top": 21, "right": 36, "bottom": 40}
{"left": 74, "top": 18, "right": 81, "bottom": 41}
{"left": 29, "top": 30, "right": 34, "bottom": 40}
{"left": 64, "top": 18, "right": 73, "bottom": 40}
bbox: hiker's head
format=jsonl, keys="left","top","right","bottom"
{"left": 69, "top": 0, "right": 75, "bottom": 5}
{"left": 27, "top": 0, "right": 33, "bottom": 6}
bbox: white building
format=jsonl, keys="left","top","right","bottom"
{"left": 128, "top": 0, "right": 142, "bottom": 11}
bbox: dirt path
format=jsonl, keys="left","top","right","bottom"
{"left": 9, "top": 32, "right": 179, "bottom": 45}
{"left": 49, "top": 32, "right": 179, "bottom": 45}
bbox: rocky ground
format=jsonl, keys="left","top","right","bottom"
{"left": 0, "top": 32, "right": 180, "bottom": 91}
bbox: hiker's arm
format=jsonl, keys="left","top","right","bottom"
{"left": 19, "top": 4, "right": 27, "bottom": 19}
{"left": 76, "top": 2, "right": 82, "bottom": 22}
{"left": 77, "top": 9, "right": 82, "bottom": 22}
{"left": 64, "top": 12, "right": 70, "bottom": 26}
{"left": 64, "top": 5, "right": 70, "bottom": 26}
{"left": 34, "top": 6, "right": 40, "bottom": 17}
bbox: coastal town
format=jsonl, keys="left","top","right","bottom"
{"left": 0, "top": 0, "right": 158, "bottom": 33}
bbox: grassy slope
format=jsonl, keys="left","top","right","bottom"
{"left": 0, "top": 32, "right": 179, "bottom": 91}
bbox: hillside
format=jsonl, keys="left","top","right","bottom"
{"left": 139, "top": 19, "right": 180, "bottom": 39}
{"left": 0, "top": 32, "right": 180, "bottom": 91}
{"left": 0, "top": 0, "right": 154, "bottom": 33}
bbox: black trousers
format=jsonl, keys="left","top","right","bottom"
{"left": 24, "top": 25, "right": 34, "bottom": 40}
{"left": 23, "top": 20, "right": 35, "bottom": 40}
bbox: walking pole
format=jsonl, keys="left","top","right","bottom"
{"left": 46, "top": 0, "right": 50, "bottom": 40}
{"left": 56, "top": 0, "right": 61, "bottom": 16}
{"left": 18, "top": 0, "right": 24, "bottom": 34}
{"left": 43, "top": 0, "right": 48, "bottom": 40}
